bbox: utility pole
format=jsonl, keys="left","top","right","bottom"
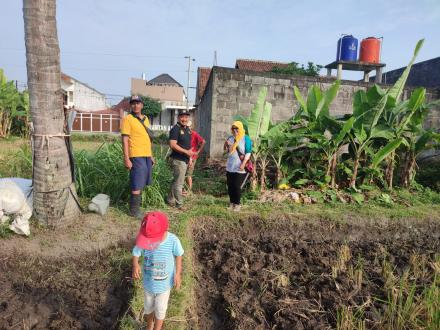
{"left": 184, "top": 56, "right": 195, "bottom": 111}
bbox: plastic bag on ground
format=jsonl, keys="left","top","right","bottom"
{"left": 88, "top": 194, "right": 110, "bottom": 216}
{"left": 0, "top": 178, "right": 33, "bottom": 236}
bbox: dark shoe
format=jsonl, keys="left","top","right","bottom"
{"left": 129, "top": 194, "right": 143, "bottom": 219}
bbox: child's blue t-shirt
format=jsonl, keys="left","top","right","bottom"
{"left": 132, "top": 232, "right": 184, "bottom": 294}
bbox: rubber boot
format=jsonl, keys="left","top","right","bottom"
{"left": 129, "top": 194, "right": 143, "bottom": 219}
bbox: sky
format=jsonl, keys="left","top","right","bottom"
{"left": 1, "top": 0, "right": 439, "bottom": 105}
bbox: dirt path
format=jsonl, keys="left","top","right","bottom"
{"left": 0, "top": 210, "right": 139, "bottom": 329}
{"left": 0, "top": 211, "right": 138, "bottom": 257}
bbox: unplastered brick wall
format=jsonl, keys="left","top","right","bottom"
{"left": 196, "top": 67, "right": 440, "bottom": 158}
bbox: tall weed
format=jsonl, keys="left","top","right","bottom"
{"left": 75, "top": 141, "right": 172, "bottom": 207}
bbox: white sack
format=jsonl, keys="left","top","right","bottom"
{"left": 0, "top": 178, "right": 33, "bottom": 236}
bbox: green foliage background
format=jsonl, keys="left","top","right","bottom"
{"left": 272, "top": 61, "right": 323, "bottom": 77}
{"left": 140, "top": 95, "right": 162, "bottom": 118}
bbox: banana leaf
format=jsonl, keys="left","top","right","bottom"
{"left": 388, "top": 39, "right": 424, "bottom": 101}
{"left": 307, "top": 86, "right": 322, "bottom": 119}
{"left": 370, "top": 125, "right": 395, "bottom": 140}
{"left": 396, "top": 87, "right": 426, "bottom": 134}
{"left": 247, "top": 86, "right": 270, "bottom": 141}
{"left": 293, "top": 86, "right": 307, "bottom": 112}
{"left": 315, "top": 80, "right": 340, "bottom": 119}
{"left": 334, "top": 116, "right": 355, "bottom": 146}
{"left": 372, "top": 138, "right": 404, "bottom": 168}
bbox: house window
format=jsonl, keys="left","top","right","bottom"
{"left": 68, "top": 91, "right": 73, "bottom": 104}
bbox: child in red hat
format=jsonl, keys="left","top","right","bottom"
{"left": 132, "top": 211, "right": 184, "bottom": 330}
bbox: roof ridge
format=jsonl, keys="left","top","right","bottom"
{"left": 236, "top": 58, "right": 289, "bottom": 64}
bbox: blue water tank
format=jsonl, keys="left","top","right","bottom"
{"left": 336, "top": 35, "right": 358, "bottom": 61}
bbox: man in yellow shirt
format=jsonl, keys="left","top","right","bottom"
{"left": 121, "top": 95, "right": 154, "bottom": 218}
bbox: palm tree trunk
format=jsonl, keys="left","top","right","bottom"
{"left": 23, "top": 0, "right": 81, "bottom": 227}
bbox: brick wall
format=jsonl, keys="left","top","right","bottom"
{"left": 197, "top": 66, "right": 440, "bottom": 158}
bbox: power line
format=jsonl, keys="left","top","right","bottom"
{"left": 0, "top": 48, "right": 206, "bottom": 60}
{"left": 5, "top": 64, "right": 190, "bottom": 73}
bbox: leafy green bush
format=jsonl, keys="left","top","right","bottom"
{"left": 271, "top": 62, "right": 322, "bottom": 77}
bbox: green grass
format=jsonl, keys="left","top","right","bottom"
{"left": 0, "top": 222, "right": 14, "bottom": 238}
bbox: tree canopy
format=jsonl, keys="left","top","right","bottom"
{"left": 271, "top": 62, "right": 323, "bottom": 77}
{"left": 140, "top": 96, "right": 162, "bottom": 118}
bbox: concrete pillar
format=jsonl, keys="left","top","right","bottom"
{"left": 337, "top": 64, "right": 343, "bottom": 80}
{"left": 363, "top": 71, "right": 370, "bottom": 82}
{"left": 375, "top": 67, "right": 383, "bottom": 83}
{"left": 327, "top": 68, "right": 332, "bottom": 77}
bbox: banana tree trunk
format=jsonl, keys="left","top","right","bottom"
{"left": 275, "top": 167, "right": 282, "bottom": 187}
{"left": 250, "top": 154, "right": 259, "bottom": 191}
{"left": 23, "top": 0, "right": 81, "bottom": 227}
{"left": 385, "top": 151, "right": 395, "bottom": 190}
{"left": 402, "top": 153, "right": 416, "bottom": 188}
{"left": 350, "top": 156, "right": 360, "bottom": 188}
{"left": 330, "top": 153, "right": 337, "bottom": 188}
{"left": 259, "top": 157, "right": 268, "bottom": 192}
{"left": 325, "top": 157, "right": 332, "bottom": 179}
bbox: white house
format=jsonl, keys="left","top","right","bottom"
{"left": 131, "top": 73, "right": 193, "bottom": 128}
{"left": 61, "top": 73, "right": 108, "bottom": 111}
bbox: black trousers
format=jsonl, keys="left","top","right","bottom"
{"left": 226, "top": 171, "right": 247, "bottom": 205}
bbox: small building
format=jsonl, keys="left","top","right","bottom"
{"left": 371, "top": 57, "right": 440, "bottom": 88}
{"left": 131, "top": 73, "right": 190, "bottom": 128}
{"left": 195, "top": 67, "right": 212, "bottom": 106}
{"left": 61, "top": 73, "right": 108, "bottom": 111}
{"left": 111, "top": 97, "right": 171, "bottom": 132}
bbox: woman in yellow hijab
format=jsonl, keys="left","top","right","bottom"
{"left": 224, "top": 121, "right": 252, "bottom": 211}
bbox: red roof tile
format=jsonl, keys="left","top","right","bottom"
{"left": 112, "top": 97, "right": 131, "bottom": 113}
{"left": 196, "top": 67, "right": 212, "bottom": 101}
{"left": 235, "top": 59, "right": 289, "bottom": 72}
{"left": 61, "top": 73, "right": 73, "bottom": 83}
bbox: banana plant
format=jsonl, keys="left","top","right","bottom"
{"left": 293, "top": 80, "right": 348, "bottom": 187}
{"left": 0, "top": 69, "right": 29, "bottom": 138}
{"left": 320, "top": 116, "right": 355, "bottom": 187}
{"left": 373, "top": 87, "right": 426, "bottom": 189}
{"left": 401, "top": 130, "right": 440, "bottom": 187}
{"left": 347, "top": 39, "right": 424, "bottom": 188}
{"left": 399, "top": 99, "right": 440, "bottom": 187}
{"left": 233, "top": 86, "right": 272, "bottom": 190}
{"left": 293, "top": 80, "right": 340, "bottom": 123}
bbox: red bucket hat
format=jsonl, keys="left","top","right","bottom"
{"left": 136, "top": 212, "right": 169, "bottom": 250}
